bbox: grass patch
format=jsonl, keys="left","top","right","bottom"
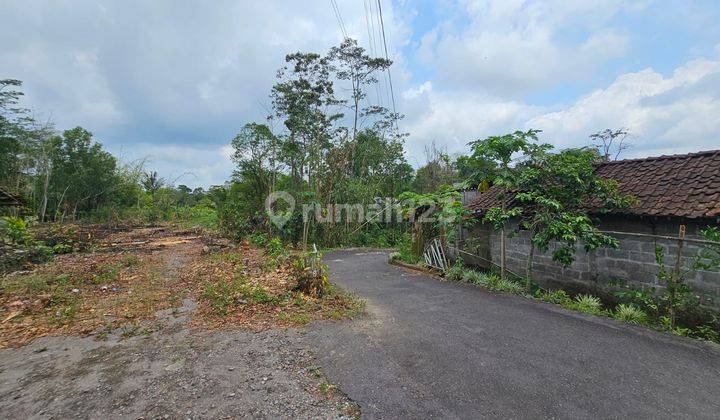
{"left": 493, "top": 278, "right": 524, "bottom": 294}
{"left": 318, "top": 381, "right": 336, "bottom": 395}
{"left": 613, "top": 303, "right": 648, "bottom": 325}
{"left": 121, "top": 254, "right": 141, "bottom": 267}
{"left": 444, "top": 260, "right": 465, "bottom": 281}
{"left": 209, "top": 251, "right": 243, "bottom": 265}
{"left": 389, "top": 234, "right": 419, "bottom": 265}
{"left": 92, "top": 264, "right": 120, "bottom": 284}
{"left": 201, "top": 277, "right": 278, "bottom": 316}
{"left": 201, "top": 279, "right": 240, "bottom": 316}
{"left": 276, "top": 312, "right": 311, "bottom": 325}
{"left": 2, "top": 273, "right": 57, "bottom": 296}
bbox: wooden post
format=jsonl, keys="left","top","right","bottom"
{"left": 302, "top": 218, "right": 309, "bottom": 252}
{"left": 670, "top": 225, "right": 686, "bottom": 329}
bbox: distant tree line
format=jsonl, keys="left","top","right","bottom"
{"left": 2, "top": 37, "right": 634, "bottom": 250}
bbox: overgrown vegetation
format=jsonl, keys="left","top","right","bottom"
{"left": 193, "top": 244, "right": 364, "bottom": 330}
{"left": 434, "top": 258, "right": 720, "bottom": 344}
{"left": 2, "top": 37, "right": 719, "bottom": 349}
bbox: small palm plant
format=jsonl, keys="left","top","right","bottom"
{"left": 573, "top": 294, "right": 604, "bottom": 314}
{"left": 613, "top": 304, "right": 648, "bottom": 325}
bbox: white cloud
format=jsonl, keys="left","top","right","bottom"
{"left": 3, "top": 0, "right": 720, "bottom": 186}
{"left": 415, "top": 0, "right": 638, "bottom": 95}
{"left": 528, "top": 51, "right": 720, "bottom": 155}
{"left": 402, "top": 46, "right": 720, "bottom": 162}
{"left": 401, "top": 82, "right": 539, "bottom": 162}
{"left": 0, "top": 0, "right": 410, "bottom": 187}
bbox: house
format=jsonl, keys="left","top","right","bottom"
{"left": 462, "top": 150, "right": 720, "bottom": 308}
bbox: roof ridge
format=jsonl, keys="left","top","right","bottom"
{"left": 598, "top": 149, "right": 720, "bottom": 165}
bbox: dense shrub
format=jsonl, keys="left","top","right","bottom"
{"left": 1, "top": 217, "right": 51, "bottom": 273}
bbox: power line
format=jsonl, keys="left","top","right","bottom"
{"left": 372, "top": 0, "right": 392, "bottom": 113}
{"left": 363, "top": 0, "right": 384, "bottom": 109}
{"left": 376, "top": 0, "right": 398, "bottom": 127}
{"left": 330, "top": 0, "right": 348, "bottom": 39}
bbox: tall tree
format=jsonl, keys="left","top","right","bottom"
{"left": 328, "top": 38, "right": 392, "bottom": 142}
{"left": 412, "top": 142, "right": 458, "bottom": 194}
{"left": 514, "top": 148, "right": 634, "bottom": 289}
{"left": 590, "top": 128, "right": 631, "bottom": 161}
{"left": 0, "top": 79, "right": 32, "bottom": 192}
{"left": 469, "top": 130, "right": 550, "bottom": 279}
{"left": 231, "top": 122, "right": 276, "bottom": 201}
{"left": 47, "top": 127, "right": 118, "bottom": 219}
{"left": 271, "top": 51, "right": 341, "bottom": 189}
{"left": 142, "top": 171, "right": 165, "bottom": 195}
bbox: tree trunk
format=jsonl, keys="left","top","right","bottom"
{"left": 353, "top": 94, "right": 359, "bottom": 142}
{"left": 670, "top": 225, "right": 686, "bottom": 329}
{"left": 39, "top": 158, "right": 51, "bottom": 222}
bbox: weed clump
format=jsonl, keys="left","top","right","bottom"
{"left": 571, "top": 294, "right": 604, "bottom": 315}
{"left": 613, "top": 304, "right": 648, "bottom": 325}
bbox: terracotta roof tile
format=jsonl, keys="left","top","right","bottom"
{"left": 466, "top": 149, "right": 720, "bottom": 219}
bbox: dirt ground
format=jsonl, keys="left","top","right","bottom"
{"left": 0, "top": 226, "right": 361, "bottom": 418}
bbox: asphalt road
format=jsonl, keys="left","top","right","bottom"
{"left": 305, "top": 250, "right": 720, "bottom": 419}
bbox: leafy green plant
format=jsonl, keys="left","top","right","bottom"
{"left": 92, "top": 264, "right": 120, "bottom": 284}
{"left": 512, "top": 147, "right": 633, "bottom": 290}
{"left": 265, "top": 237, "right": 285, "bottom": 257}
{"left": 248, "top": 233, "right": 269, "bottom": 247}
{"left": 655, "top": 244, "right": 693, "bottom": 329}
{"left": 293, "top": 251, "right": 330, "bottom": 297}
{"left": 571, "top": 294, "right": 604, "bottom": 315}
{"left": 460, "top": 269, "right": 490, "bottom": 286}
{"left": 174, "top": 201, "right": 219, "bottom": 229}
{"left": 239, "top": 282, "right": 277, "bottom": 304}
{"left": 538, "top": 289, "right": 571, "bottom": 305}
{"left": 692, "top": 324, "right": 719, "bottom": 342}
{"left": 612, "top": 286, "right": 660, "bottom": 319}
{"left": 201, "top": 280, "right": 238, "bottom": 316}
{"left": 444, "top": 259, "right": 465, "bottom": 281}
{"left": 613, "top": 304, "right": 648, "bottom": 325}
{"left": 494, "top": 279, "right": 524, "bottom": 294}
{"left": 51, "top": 243, "right": 74, "bottom": 254}
{"left": 0, "top": 216, "right": 32, "bottom": 244}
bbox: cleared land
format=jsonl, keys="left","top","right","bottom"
{"left": 0, "top": 226, "right": 362, "bottom": 418}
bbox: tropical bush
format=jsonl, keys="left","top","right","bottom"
{"left": 1, "top": 216, "right": 52, "bottom": 273}
{"left": 293, "top": 251, "right": 330, "bottom": 297}
{"left": 571, "top": 294, "right": 604, "bottom": 315}
{"left": 538, "top": 289, "right": 572, "bottom": 305}
{"left": 613, "top": 304, "right": 648, "bottom": 325}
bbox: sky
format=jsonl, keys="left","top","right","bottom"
{"left": 2, "top": 0, "right": 720, "bottom": 188}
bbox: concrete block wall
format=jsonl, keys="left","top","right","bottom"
{"left": 464, "top": 215, "right": 720, "bottom": 309}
